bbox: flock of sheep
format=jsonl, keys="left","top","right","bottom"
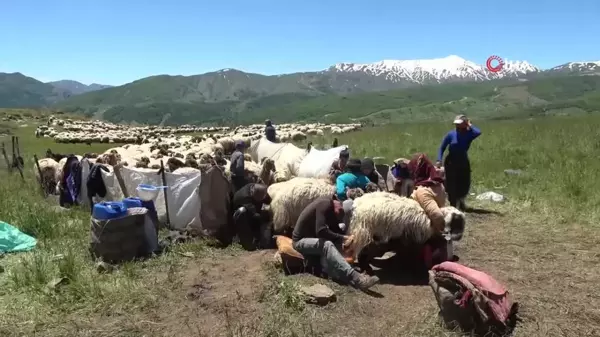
{"left": 34, "top": 116, "right": 465, "bottom": 269}
{"left": 34, "top": 117, "right": 362, "bottom": 145}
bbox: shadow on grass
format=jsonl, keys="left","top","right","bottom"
{"left": 368, "top": 255, "right": 431, "bottom": 287}
{"left": 465, "top": 206, "right": 503, "bottom": 216}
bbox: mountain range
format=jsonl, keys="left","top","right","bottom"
{"left": 1, "top": 55, "right": 599, "bottom": 125}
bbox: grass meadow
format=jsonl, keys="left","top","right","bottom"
{"left": 0, "top": 114, "right": 599, "bottom": 336}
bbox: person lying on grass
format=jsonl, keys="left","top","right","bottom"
{"left": 292, "top": 195, "right": 380, "bottom": 291}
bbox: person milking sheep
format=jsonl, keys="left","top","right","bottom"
{"left": 232, "top": 183, "right": 273, "bottom": 250}
{"left": 329, "top": 149, "right": 350, "bottom": 184}
{"left": 230, "top": 140, "right": 247, "bottom": 191}
{"left": 335, "top": 158, "right": 370, "bottom": 202}
{"left": 292, "top": 196, "right": 380, "bottom": 290}
{"left": 265, "top": 119, "right": 277, "bottom": 142}
{"left": 361, "top": 158, "right": 387, "bottom": 191}
{"left": 436, "top": 115, "right": 481, "bottom": 211}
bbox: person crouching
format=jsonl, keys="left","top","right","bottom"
{"left": 292, "top": 196, "right": 380, "bottom": 291}
{"left": 232, "top": 183, "right": 272, "bottom": 250}
{"left": 329, "top": 149, "right": 350, "bottom": 184}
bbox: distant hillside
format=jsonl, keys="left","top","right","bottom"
{"left": 0, "top": 72, "right": 70, "bottom": 108}
{"left": 48, "top": 80, "right": 112, "bottom": 95}
{"left": 57, "top": 75, "right": 600, "bottom": 126}
{"left": 3, "top": 55, "right": 600, "bottom": 125}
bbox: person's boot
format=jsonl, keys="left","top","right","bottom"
{"left": 350, "top": 272, "right": 380, "bottom": 290}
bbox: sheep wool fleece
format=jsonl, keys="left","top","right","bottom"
{"left": 411, "top": 184, "right": 447, "bottom": 233}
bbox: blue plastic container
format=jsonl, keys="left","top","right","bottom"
{"left": 92, "top": 201, "right": 128, "bottom": 220}
{"left": 123, "top": 197, "right": 158, "bottom": 222}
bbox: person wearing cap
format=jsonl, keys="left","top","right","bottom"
{"left": 329, "top": 149, "right": 350, "bottom": 184}
{"left": 230, "top": 140, "right": 247, "bottom": 191}
{"left": 335, "top": 158, "right": 371, "bottom": 201}
{"left": 264, "top": 119, "right": 277, "bottom": 142}
{"left": 361, "top": 158, "right": 387, "bottom": 191}
{"left": 436, "top": 115, "right": 482, "bottom": 210}
{"left": 292, "top": 196, "right": 380, "bottom": 290}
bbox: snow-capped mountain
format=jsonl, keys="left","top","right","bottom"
{"left": 329, "top": 55, "right": 541, "bottom": 84}
{"left": 550, "top": 61, "right": 600, "bottom": 74}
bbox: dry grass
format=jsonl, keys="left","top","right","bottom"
{"left": 1, "top": 111, "right": 600, "bottom": 336}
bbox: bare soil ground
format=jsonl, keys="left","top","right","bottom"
{"left": 45, "top": 210, "right": 600, "bottom": 337}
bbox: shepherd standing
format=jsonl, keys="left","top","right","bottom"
{"left": 436, "top": 115, "right": 481, "bottom": 211}
{"left": 264, "top": 119, "right": 277, "bottom": 142}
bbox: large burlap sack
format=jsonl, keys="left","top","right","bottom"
{"left": 90, "top": 207, "right": 154, "bottom": 263}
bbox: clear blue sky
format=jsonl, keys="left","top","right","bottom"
{"left": 2, "top": 0, "right": 598, "bottom": 86}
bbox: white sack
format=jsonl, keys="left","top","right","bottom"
{"left": 100, "top": 166, "right": 202, "bottom": 230}
{"left": 298, "top": 145, "right": 348, "bottom": 179}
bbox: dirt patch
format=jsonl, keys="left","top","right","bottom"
{"left": 57, "top": 211, "right": 600, "bottom": 336}
{"left": 156, "top": 250, "right": 275, "bottom": 336}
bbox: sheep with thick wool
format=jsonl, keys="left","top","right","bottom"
{"left": 35, "top": 158, "right": 61, "bottom": 195}
{"left": 346, "top": 191, "right": 466, "bottom": 272}
{"left": 268, "top": 177, "right": 335, "bottom": 234}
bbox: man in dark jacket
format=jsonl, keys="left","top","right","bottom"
{"left": 265, "top": 119, "right": 276, "bottom": 142}
{"left": 292, "top": 196, "right": 380, "bottom": 290}
{"left": 230, "top": 140, "right": 247, "bottom": 191}
{"left": 232, "top": 183, "right": 272, "bottom": 250}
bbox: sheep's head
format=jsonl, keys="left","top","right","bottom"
{"left": 364, "top": 182, "right": 379, "bottom": 193}
{"left": 185, "top": 158, "right": 199, "bottom": 168}
{"left": 166, "top": 157, "right": 185, "bottom": 172}
{"left": 441, "top": 206, "right": 465, "bottom": 241}
{"left": 243, "top": 153, "right": 252, "bottom": 161}
{"left": 346, "top": 188, "right": 364, "bottom": 200}
{"left": 261, "top": 158, "right": 276, "bottom": 173}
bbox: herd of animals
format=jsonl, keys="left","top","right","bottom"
{"left": 32, "top": 116, "right": 466, "bottom": 289}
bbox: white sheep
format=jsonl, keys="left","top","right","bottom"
{"left": 35, "top": 158, "right": 60, "bottom": 195}
{"left": 267, "top": 177, "right": 335, "bottom": 234}
{"left": 346, "top": 192, "right": 466, "bottom": 271}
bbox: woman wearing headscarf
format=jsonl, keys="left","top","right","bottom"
{"left": 335, "top": 158, "right": 371, "bottom": 201}
{"left": 361, "top": 158, "right": 387, "bottom": 192}
{"left": 436, "top": 114, "right": 481, "bottom": 210}
{"left": 408, "top": 153, "right": 447, "bottom": 234}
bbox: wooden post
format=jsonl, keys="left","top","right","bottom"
{"left": 33, "top": 155, "right": 47, "bottom": 197}
{"left": 159, "top": 160, "right": 171, "bottom": 229}
{"left": 113, "top": 163, "right": 129, "bottom": 198}
{"left": 1, "top": 143, "right": 11, "bottom": 173}
{"left": 12, "top": 137, "right": 24, "bottom": 181}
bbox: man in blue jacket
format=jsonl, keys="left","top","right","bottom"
{"left": 436, "top": 115, "right": 482, "bottom": 211}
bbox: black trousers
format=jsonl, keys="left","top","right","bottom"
{"left": 444, "top": 153, "right": 471, "bottom": 208}
{"left": 231, "top": 175, "right": 248, "bottom": 192}
{"left": 233, "top": 210, "right": 272, "bottom": 251}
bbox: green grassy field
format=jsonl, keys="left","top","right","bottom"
{"left": 0, "top": 113, "right": 599, "bottom": 336}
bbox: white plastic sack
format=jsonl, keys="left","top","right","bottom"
{"left": 78, "top": 158, "right": 90, "bottom": 206}
{"left": 248, "top": 137, "right": 308, "bottom": 176}
{"left": 100, "top": 166, "right": 202, "bottom": 230}
{"left": 475, "top": 191, "right": 506, "bottom": 203}
{"left": 298, "top": 145, "right": 348, "bottom": 179}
